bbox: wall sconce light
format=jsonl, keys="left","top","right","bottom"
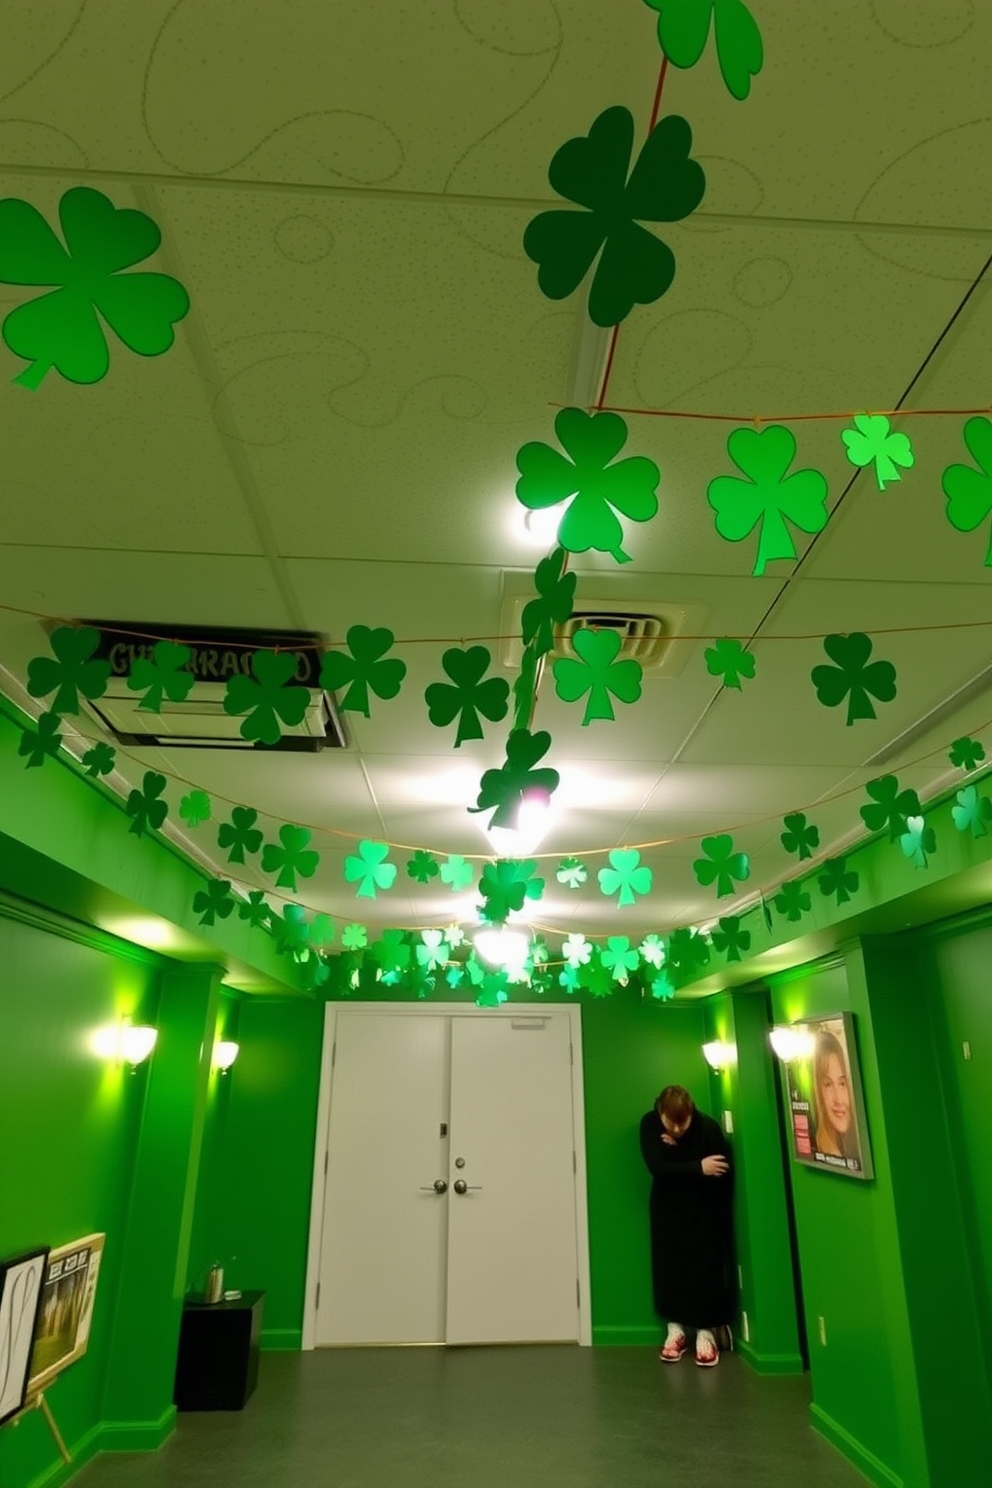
{"left": 213, "top": 1040, "right": 240, "bottom": 1073}
{"left": 769, "top": 1025, "right": 816, "bottom": 1062}
{"left": 119, "top": 1023, "right": 158, "bottom": 1067}
{"left": 701, "top": 1039, "right": 736, "bottom": 1073}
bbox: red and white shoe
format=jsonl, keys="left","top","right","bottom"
{"left": 695, "top": 1332, "right": 719, "bottom": 1367}
{"left": 659, "top": 1332, "right": 687, "bottom": 1362}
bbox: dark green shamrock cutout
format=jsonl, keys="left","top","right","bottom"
{"left": 261, "top": 824, "right": 320, "bottom": 892}
{"left": 818, "top": 857, "right": 860, "bottom": 906}
{"left": 949, "top": 736, "right": 986, "bottom": 772}
{"left": 841, "top": 414, "right": 914, "bottom": 490}
{"left": 371, "top": 927, "right": 411, "bottom": 975}
{"left": 708, "top": 426, "right": 829, "bottom": 576}
{"left": 125, "top": 771, "right": 168, "bottom": 837}
{"left": 774, "top": 880, "right": 811, "bottom": 922}
{"left": 218, "top": 806, "right": 264, "bottom": 864}
{"left": 780, "top": 812, "right": 820, "bottom": 861}
{"left": 951, "top": 785, "right": 992, "bottom": 839}
{"left": 320, "top": 626, "right": 406, "bottom": 718}
{"left": 271, "top": 904, "right": 311, "bottom": 958}
{"left": 522, "top": 547, "right": 576, "bottom": 656}
{"left": 238, "top": 890, "right": 271, "bottom": 929}
{"left": 344, "top": 840, "right": 397, "bottom": 899}
{"left": 406, "top": 850, "right": 440, "bottom": 884}
{"left": 811, "top": 633, "right": 897, "bottom": 725}
{"left": 711, "top": 916, "right": 751, "bottom": 962}
{"left": 553, "top": 627, "right": 643, "bottom": 724}
{"left": 179, "top": 789, "right": 212, "bottom": 827}
{"left": 598, "top": 849, "right": 653, "bottom": 907}
{"left": 692, "top": 834, "right": 750, "bottom": 898}
{"left": 309, "top": 913, "right": 336, "bottom": 949}
{"left": 516, "top": 409, "right": 660, "bottom": 564}
{"left": 478, "top": 859, "right": 544, "bottom": 926}
{"left": 300, "top": 955, "right": 331, "bottom": 992}
{"left": 126, "top": 639, "right": 194, "bottom": 711}
{"left": 523, "top": 107, "right": 705, "bottom": 327}
{"left": 223, "top": 650, "right": 311, "bottom": 746}
{"left": 19, "top": 710, "right": 62, "bottom": 767}
{"left": 476, "top": 971, "right": 509, "bottom": 1008}
{"left": 424, "top": 646, "right": 509, "bottom": 747}
{"left": 192, "top": 878, "right": 234, "bottom": 927}
{"left": 859, "top": 775, "right": 921, "bottom": 842}
{"left": 0, "top": 186, "right": 190, "bottom": 388}
{"left": 704, "top": 637, "right": 755, "bottom": 689}
{"left": 470, "top": 728, "right": 559, "bottom": 830}
{"left": 900, "top": 816, "right": 935, "bottom": 869}
{"left": 512, "top": 640, "right": 541, "bottom": 732}
{"left": 82, "top": 741, "right": 116, "bottom": 777}
{"left": 943, "top": 417, "right": 992, "bottom": 564}
{"left": 579, "top": 955, "right": 615, "bottom": 998}
{"left": 27, "top": 625, "right": 111, "bottom": 714}
{"left": 666, "top": 926, "right": 710, "bottom": 974}
{"left": 644, "top": 0, "right": 763, "bottom": 100}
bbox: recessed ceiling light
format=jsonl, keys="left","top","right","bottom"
{"left": 516, "top": 504, "right": 566, "bottom": 548}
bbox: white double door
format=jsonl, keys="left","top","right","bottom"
{"left": 313, "top": 1006, "right": 585, "bottom": 1346}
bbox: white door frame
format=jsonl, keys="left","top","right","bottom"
{"left": 302, "top": 1001, "right": 592, "bottom": 1348}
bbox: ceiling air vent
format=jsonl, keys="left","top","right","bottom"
{"left": 500, "top": 596, "right": 708, "bottom": 677}
{"left": 74, "top": 622, "right": 346, "bottom": 752}
{"left": 556, "top": 611, "right": 669, "bottom": 667}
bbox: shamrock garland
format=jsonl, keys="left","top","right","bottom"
{"left": 708, "top": 425, "right": 829, "bottom": 576}
{"left": 553, "top": 628, "right": 643, "bottom": 724}
{"left": 644, "top": 0, "right": 764, "bottom": 101}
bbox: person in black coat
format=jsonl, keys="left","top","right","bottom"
{"left": 639, "top": 1084, "right": 735, "bottom": 1366}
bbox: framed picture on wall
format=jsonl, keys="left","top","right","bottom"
{"left": 27, "top": 1234, "right": 106, "bottom": 1394}
{"left": 0, "top": 1247, "right": 49, "bottom": 1425}
{"left": 781, "top": 1013, "right": 873, "bottom": 1180}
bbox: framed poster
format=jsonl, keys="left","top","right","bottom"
{"left": 783, "top": 1013, "right": 873, "bottom": 1180}
{"left": 28, "top": 1234, "right": 105, "bottom": 1394}
{"left": 0, "top": 1247, "right": 49, "bottom": 1425}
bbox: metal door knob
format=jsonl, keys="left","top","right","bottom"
{"left": 452, "top": 1179, "right": 482, "bottom": 1195}
{"left": 419, "top": 1179, "right": 447, "bottom": 1194}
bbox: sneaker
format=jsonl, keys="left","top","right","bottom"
{"left": 659, "top": 1333, "right": 687, "bottom": 1362}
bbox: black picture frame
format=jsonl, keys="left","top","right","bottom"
{"left": 0, "top": 1247, "right": 49, "bottom": 1426}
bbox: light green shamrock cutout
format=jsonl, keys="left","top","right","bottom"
{"left": 27, "top": 625, "right": 111, "bottom": 714}
{"left": 601, "top": 936, "right": 640, "bottom": 981}
{"left": 638, "top": 934, "right": 666, "bottom": 969}
{"left": 406, "top": 850, "right": 440, "bottom": 884}
{"left": 943, "top": 417, "right": 992, "bottom": 564}
{"left": 693, "top": 834, "right": 750, "bottom": 898}
{"left": 553, "top": 627, "right": 643, "bottom": 724}
{"left": 523, "top": 107, "right": 706, "bottom": 327}
{"left": 345, "top": 840, "right": 397, "bottom": 899}
{"left": 811, "top": 633, "right": 897, "bottom": 725}
{"left": 446, "top": 965, "right": 465, "bottom": 989}
{"left": 82, "top": 741, "right": 116, "bottom": 777}
{"left": 342, "top": 923, "right": 368, "bottom": 950}
{"left": 818, "top": 857, "right": 859, "bottom": 906}
{"left": 516, "top": 408, "right": 660, "bottom": 564}
{"left": 126, "top": 771, "right": 168, "bottom": 837}
{"left": 841, "top": 414, "right": 914, "bottom": 490}
{"left": 711, "top": 917, "right": 750, "bottom": 962}
{"left": 471, "top": 728, "right": 559, "bottom": 831}
{"left": 951, "top": 785, "right": 992, "bottom": 839}
{"left": 562, "top": 933, "right": 593, "bottom": 969}
{"left": 261, "top": 825, "right": 319, "bottom": 891}
{"left": 425, "top": 645, "right": 509, "bottom": 747}
{"left": 0, "top": 186, "right": 190, "bottom": 388}
{"left": 126, "top": 639, "right": 194, "bottom": 711}
{"left": 416, "top": 930, "right": 449, "bottom": 973}
{"left": 644, "top": 0, "right": 763, "bottom": 101}
{"left": 949, "top": 736, "right": 985, "bottom": 772}
{"left": 179, "top": 790, "right": 212, "bottom": 827}
{"left": 440, "top": 854, "right": 474, "bottom": 892}
{"left": 704, "top": 637, "right": 755, "bottom": 689}
{"left": 860, "top": 775, "right": 921, "bottom": 842}
{"left": 900, "top": 816, "right": 935, "bottom": 869}
{"left": 192, "top": 879, "right": 234, "bottom": 927}
{"left": 650, "top": 973, "right": 676, "bottom": 1001}
{"left": 780, "top": 811, "right": 819, "bottom": 860}
{"left": 218, "top": 805, "right": 264, "bottom": 863}
{"left": 559, "top": 965, "right": 581, "bottom": 994}
{"left": 556, "top": 857, "right": 588, "bottom": 889}
{"left": 223, "top": 650, "right": 311, "bottom": 746}
{"left": 774, "top": 880, "right": 811, "bottom": 922}
{"left": 708, "top": 426, "right": 829, "bottom": 576}
{"left": 522, "top": 548, "right": 576, "bottom": 657}
{"left": 598, "top": 849, "right": 653, "bottom": 907}
{"left": 19, "top": 711, "right": 62, "bottom": 767}
{"left": 320, "top": 626, "right": 406, "bottom": 718}
{"left": 442, "top": 924, "right": 465, "bottom": 949}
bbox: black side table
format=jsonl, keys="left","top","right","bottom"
{"left": 174, "top": 1290, "right": 266, "bottom": 1411}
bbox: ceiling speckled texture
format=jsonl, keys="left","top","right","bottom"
{"left": 0, "top": 0, "right": 991, "bottom": 940}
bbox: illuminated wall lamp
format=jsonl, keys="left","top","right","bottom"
{"left": 213, "top": 1040, "right": 240, "bottom": 1073}
{"left": 701, "top": 1039, "right": 736, "bottom": 1073}
{"left": 119, "top": 1022, "right": 158, "bottom": 1067}
{"left": 769, "top": 1026, "right": 816, "bottom": 1063}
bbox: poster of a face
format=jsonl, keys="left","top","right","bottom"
{"left": 784, "top": 1013, "right": 873, "bottom": 1180}
{"left": 28, "top": 1234, "right": 105, "bottom": 1393}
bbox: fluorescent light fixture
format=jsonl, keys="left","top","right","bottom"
{"left": 482, "top": 793, "right": 552, "bottom": 857}
{"left": 474, "top": 928, "right": 530, "bottom": 974}
{"left": 119, "top": 1023, "right": 158, "bottom": 1066}
{"left": 769, "top": 1025, "right": 816, "bottom": 1062}
{"left": 213, "top": 1040, "right": 240, "bottom": 1072}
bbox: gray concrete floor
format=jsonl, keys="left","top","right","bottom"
{"left": 76, "top": 1347, "right": 870, "bottom": 1488}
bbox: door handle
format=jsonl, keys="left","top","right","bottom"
{"left": 419, "top": 1179, "right": 448, "bottom": 1194}
{"left": 452, "top": 1179, "right": 482, "bottom": 1195}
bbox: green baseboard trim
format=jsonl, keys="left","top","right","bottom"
{"left": 810, "top": 1403, "right": 903, "bottom": 1488}
{"left": 27, "top": 1423, "right": 103, "bottom": 1488}
{"left": 591, "top": 1326, "right": 658, "bottom": 1347}
{"left": 261, "top": 1328, "right": 302, "bottom": 1351}
{"left": 736, "top": 1339, "right": 805, "bottom": 1375}
{"left": 98, "top": 1405, "right": 176, "bottom": 1452}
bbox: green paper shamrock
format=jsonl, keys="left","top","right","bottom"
{"left": 27, "top": 625, "right": 111, "bottom": 714}
{"left": 900, "top": 816, "right": 936, "bottom": 869}
{"left": 478, "top": 858, "right": 544, "bottom": 926}
{"left": 811, "top": 633, "right": 897, "bottom": 726}
{"left": 425, "top": 646, "right": 509, "bottom": 748}
{"left": 416, "top": 930, "right": 449, "bottom": 973}
{"left": 342, "top": 923, "right": 368, "bottom": 950}
{"left": 440, "top": 854, "right": 474, "bottom": 892}
{"left": 218, "top": 806, "right": 264, "bottom": 864}
{"left": 556, "top": 857, "right": 588, "bottom": 889}
{"left": 601, "top": 936, "right": 640, "bottom": 981}
{"left": 465, "top": 954, "right": 486, "bottom": 987}
{"left": 238, "top": 890, "right": 271, "bottom": 929}
{"left": 523, "top": 107, "right": 705, "bottom": 327}
{"left": 442, "top": 924, "right": 465, "bottom": 949}
{"left": 320, "top": 626, "right": 406, "bottom": 718}
{"left": 841, "top": 414, "right": 915, "bottom": 490}
{"left": 308, "top": 913, "right": 335, "bottom": 948}
{"left": 692, "top": 834, "right": 750, "bottom": 898}
{"left": 943, "top": 417, "right": 992, "bottom": 564}
{"left": 951, "top": 785, "right": 992, "bottom": 839}
{"left": 708, "top": 426, "right": 829, "bottom": 576}
{"left": 650, "top": 972, "right": 676, "bottom": 1001}
{"left": 522, "top": 548, "right": 576, "bottom": 657}
{"left": 19, "top": 710, "right": 62, "bottom": 767}
{"left": 82, "top": 741, "right": 116, "bottom": 777}
{"left": 261, "top": 825, "right": 320, "bottom": 892}
{"left": 446, "top": 965, "right": 465, "bottom": 989}
{"left": 470, "top": 728, "right": 559, "bottom": 830}
{"left": 859, "top": 775, "right": 922, "bottom": 842}
{"left": 345, "top": 840, "right": 397, "bottom": 899}
{"left": 644, "top": 0, "right": 763, "bottom": 100}
{"left": 192, "top": 878, "right": 234, "bottom": 927}
{"left": 512, "top": 639, "right": 541, "bottom": 733}
{"left": 553, "top": 627, "right": 643, "bottom": 724}
{"left": 516, "top": 408, "right": 660, "bottom": 564}
{"left": 579, "top": 955, "right": 615, "bottom": 998}
{"left": 704, "top": 637, "right": 755, "bottom": 689}
{"left": 780, "top": 811, "right": 820, "bottom": 861}
{"left": 559, "top": 965, "right": 581, "bottom": 994}
{"left": 476, "top": 972, "right": 509, "bottom": 1008}
{"left": 272, "top": 904, "right": 311, "bottom": 957}
{"left": 406, "top": 850, "right": 440, "bottom": 884}
{"left": 949, "top": 736, "right": 986, "bottom": 772}
{"left": 179, "top": 790, "right": 212, "bottom": 828}
{"left": 223, "top": 650, "right": 311, "bottom": 746}
{"left": 711, "top": 916, "right": 751, "bottom": 962}
{"left": 639, "top": 934, "right": 666, "bottom": 969}
{"left": 0, "top": 186, "right": 190, "bottom": 389}
{"left": 774, "top": 880, "right": 811, "bottom": 922}
{"left": 666, "top": 927, "right": 710, "bottom": 974}
{"left": 562, "top": 933, "right": 593, "bottom": 969}
{"left": 126, "top": 639, "right": 194, "bottom": 712}
{"left": 530, "top": 936, "right": 549, "bottom": 967}
{"left": 818, "top": 857, "right": 860, "bottom": 906}
{"left": 598, "top": 849, "right": 653, "bottom": 907}
{"left": 125, "top": 771, "right": 168, "bottom": 837}
{"left": 300, "top": 955, "right": 331, "bottom": 992}
{"left": 371, "top": 928, "right": 411, "bottom": 975}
